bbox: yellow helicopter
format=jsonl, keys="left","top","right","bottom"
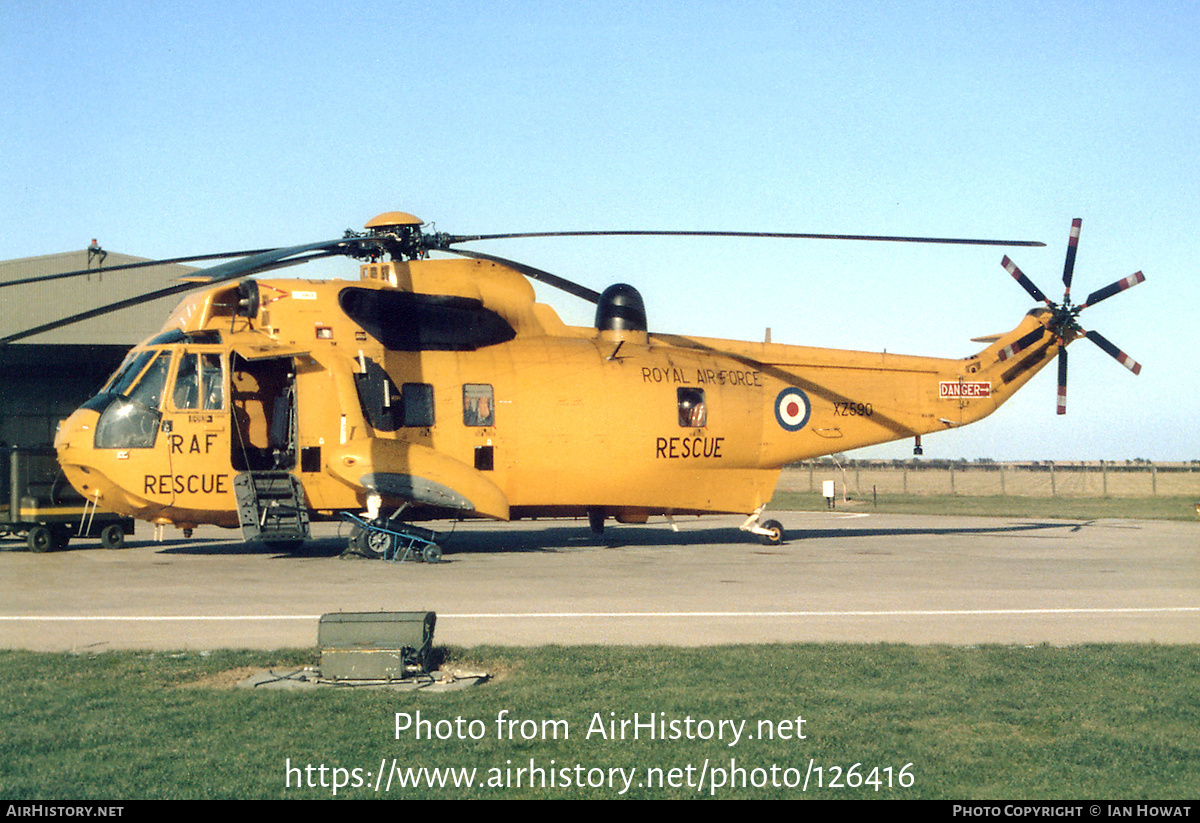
{"left": 10, "top": 214, "right": 1144, "bottom": 558}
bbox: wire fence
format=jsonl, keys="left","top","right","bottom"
{"left": 780, "top": 462, "right": 1200, "bottom": 498}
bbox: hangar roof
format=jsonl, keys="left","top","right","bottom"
{"left": 0, "top": 249, "right": 198, "bottom": 345}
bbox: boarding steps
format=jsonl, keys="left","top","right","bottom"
{"left": 233, "top": 471, "right": 310, "bottom": 545}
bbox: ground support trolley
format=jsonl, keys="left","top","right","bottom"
{"left": 1, "top": 446, "right": 134, "bottom": 552}
{"left": 341, "top": 512, "right": 443, "bottom": 563}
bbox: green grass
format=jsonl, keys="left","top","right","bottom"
{"left": 771, "top": 491, "right": 1200, "bottom": 521}
{"left": 2, "top": 645, "right": 1198, "bottom": 799}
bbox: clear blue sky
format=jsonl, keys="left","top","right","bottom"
{"left": 2, "top": 1, "right": 1195, "bottom": 460}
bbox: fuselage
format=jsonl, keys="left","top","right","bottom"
{"left": 53, "top": 256, "right": 1062, "bottom": 530}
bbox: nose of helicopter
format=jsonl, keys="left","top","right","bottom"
{"left": 54, "top": 407, "right": 119, "bottom": 509}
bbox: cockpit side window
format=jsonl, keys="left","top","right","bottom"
{"left": 200, "top": 353, "right": 224, "bottom": 410}
{"left": 172, "top": 352, "right": 224, "bottom": 410}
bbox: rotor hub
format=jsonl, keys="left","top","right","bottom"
{"left": 364, "top": 212, "right": 423, "bottom": 231}
{"left": 359, "top": 212, "right": 429, "bottom": 261}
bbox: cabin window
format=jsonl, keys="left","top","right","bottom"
{"left": 353, "top": 357, "right": 399, "bottom": 431}
{"left": 677, "top": 388, "right": 706, "bottom": 427}
{"left": 401, "top": 383, "right": 435, "bottom": 428}
{"left": 353, "top": 354, "right": 436, "bottom": 431}
{"left": 172, "top": 352, "right": 224, "bottom": 410}
{"left": 462, "top": 384, "right": 495, "bottom": 426}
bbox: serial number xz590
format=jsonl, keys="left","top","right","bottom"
{"left": 833, "top": 402, "right": 873, "bottom": 417}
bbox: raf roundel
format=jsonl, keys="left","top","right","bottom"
{"left": 774, "top": 388, "right": 811, "bottom": 432}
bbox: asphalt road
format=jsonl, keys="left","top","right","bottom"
{"left": 1, "top": 511, "right": 1196, "bottom": 651}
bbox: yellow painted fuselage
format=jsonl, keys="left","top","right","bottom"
{"left": 54, "top": 256, "right": 1062, "bottom": 530}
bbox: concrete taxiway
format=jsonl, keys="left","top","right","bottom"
{"left": 1, "top": 511, "right": 1196, "bottom": 651}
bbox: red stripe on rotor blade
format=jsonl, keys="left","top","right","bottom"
{"left": 1083, "top": 271, "right": 1145, "bottom": 308}
{"left": 1120, "top": 271, "right": 1145, "bottom": 289}
{"left": 1056, "top": 350, "right": 1068, "bottom": 415}
{"left": 1117, "top": 353, "right": 1142, "bottom": 375}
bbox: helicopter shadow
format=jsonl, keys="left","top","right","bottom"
{"left": 149, "top": 537, "right": 343, "bottom": 558}
{"left": 412, "top": 517, "right": 1095, "bottom": 555}
{"left": 130, "top": 517, "right": 1092, "bottom": 558}
{"left": 439, "top": 524, "right": 749, "bottom": 554}
{"left": 781, "top": 519, "right": 1093, "bottom": 541}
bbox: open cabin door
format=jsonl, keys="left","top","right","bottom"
{"left": 229, "top": 347, "right": 310, "bottom": 545}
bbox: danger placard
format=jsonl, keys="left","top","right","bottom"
{"left": 939, "top": 381, "right": 992, "bottom": 398}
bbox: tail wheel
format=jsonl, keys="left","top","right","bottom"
{"left": 757, "top": 519, "right": 784, "bottom": 546}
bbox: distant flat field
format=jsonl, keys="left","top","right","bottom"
{"left": 778, "top": 464, "right": 1200, "bottom": 499}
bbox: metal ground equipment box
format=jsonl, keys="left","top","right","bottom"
{"left": 318, "top": 611, "right": 437, "bottom": 681}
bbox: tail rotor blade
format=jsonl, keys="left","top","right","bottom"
{"left": 1086, "top": 330, "right": 1142, "bottom": 375}
{"left": 1062, "top": 218, "right": 1081, "bottom": 298}
{"left": 1082, "top": 271, "right": 1145, "bottom": 309}
{"left": 1056, "top": 347, "right": 1068, "bottom": 415}
{"left": 997, "top": 326, "right": 1047, "bottom": 362}
{"left": 1002, "top": 256, "right": 1053, "bottom": 306}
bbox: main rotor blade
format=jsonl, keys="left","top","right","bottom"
{"left": 1081, "top": 271, "right": 1145, "bottom": 309}
{"left": 440, "top": 248, "right": 603, "bottom": 304}
{"left": 1001, "top": 256, "right": 1053, "bottom": 306}
{"left": 441, "top": 230, "right": 1046, "bottom": 247}
{"left": 0, "top": 279, "right": 204, "bottom": 345}
{"left": 181, "top": 237, "right": 374, "bottom": 285}
{"left": 1085, "top": 330, "right": 1142, "bottom": 375}
{"left": 1057, "top": 347, "right": 1068, "bottom": 415}
{"left": 0, "top": 248, "right": 278, "bottom": 290}
{"left": 997, "top": 325, "right": 1047, "bottom": 362}
{"left": 1062, "top": 218, "right": 1081, "bottom": 297}
{"left": 0, "top": 240, "right": 361, "bottom": 345}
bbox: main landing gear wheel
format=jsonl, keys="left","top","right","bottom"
{"left": 757, "top": 519, "right": 784, "bottom": 546}
{"left": 343, "top": 513, "right": 443, "bottom": 562}
{"left": 350, "top": 522, "right": 394, "bottom": 559}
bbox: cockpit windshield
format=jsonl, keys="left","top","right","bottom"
{"left": 125, "top": 351, "right": 171, "bottom": 409}
{"left": 102, "top": 349, "right": 157, "bottom": 396}
{"left": 92, "top": 349, "right": 173, "bottom": 449}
